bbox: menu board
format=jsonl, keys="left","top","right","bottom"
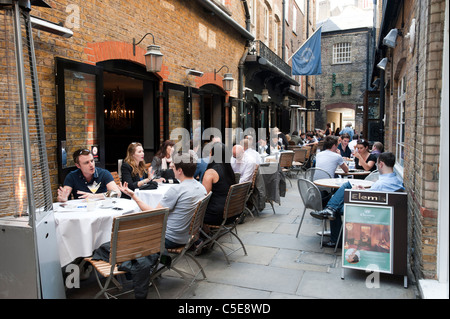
{"left": 342, "top": 204, "right": 393, "bottom": 274}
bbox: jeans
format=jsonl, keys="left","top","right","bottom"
{"left": 326, "top": 181, "right": 353, "bottom": 243}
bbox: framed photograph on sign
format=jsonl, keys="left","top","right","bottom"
{"left": 342, "top": 204, "right": 393, "bottom": 274}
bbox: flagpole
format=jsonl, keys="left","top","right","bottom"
{"left": 287, "top": 26, "right": 322, "bottom": 62}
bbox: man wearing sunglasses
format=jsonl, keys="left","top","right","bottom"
{"left": 57, "top": 148, "right": 121, "bottom": 202}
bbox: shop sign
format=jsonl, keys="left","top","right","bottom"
{"left": 306, "top": 100, "right": 320, "bottom": 111}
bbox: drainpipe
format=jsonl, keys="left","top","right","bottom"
{"left": 240, "top": 1, "right": 251, "bottom": 132}
{"left": 239, "top": 45, "right": 249, "bottom": 134}
{"left": 282, "top": 0, "right": 286, "bottom": 61}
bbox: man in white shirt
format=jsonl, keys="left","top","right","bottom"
{"left": 315, "top": 136, "right": 349, "bottom": 179}
{"left": 231, "top": 144, "right": 257, "bottom": 183}
{"left": 241, "top": 137, "right": 261, "bottom": 165}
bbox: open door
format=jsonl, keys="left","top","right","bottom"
{"left": 55, "top": 57, "right": 104, "bottom": 185}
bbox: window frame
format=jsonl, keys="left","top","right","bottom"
{"left": 332, "top": 42, "right": 352, "bottom": 64}
{"left": 395, "top": 75, "right": 406, "bottom": 176}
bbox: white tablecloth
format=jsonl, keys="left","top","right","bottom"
{"left": 53, "top": 198, "right": 139, "bottom": 266}
{"left": 134, "top": 183, "right": 178, "bottom": 207}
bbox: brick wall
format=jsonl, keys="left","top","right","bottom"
{"left": 11, "top": 0, "right": 248, "bottom": 199}
{"left": 382, "top": 0, "right": 444, "bottom": 280}
{"left": 315, "top": 29, "right": 372, "bottom": 132}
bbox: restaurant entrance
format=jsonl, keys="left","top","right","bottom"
{"left": 55, "top": 58, "right": 159, "bottom": 184}
{"left": 99, "top": 60, "right": 160, "bottom": 172}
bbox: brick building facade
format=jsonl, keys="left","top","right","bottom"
{"left": 1, "top": 0, "right": 253, "bottom": 195}
{"left": 315, "top": 26, "right": 373, "bottom": 135}
{"left": 372, "top": 0, "right": 448, "bottom": 297}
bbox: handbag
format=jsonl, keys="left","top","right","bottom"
{"left": 139, "top": 180, "right": 158, "bottom": 190}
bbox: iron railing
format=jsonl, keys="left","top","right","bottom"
{"left": 254, "top": 40, "right": 292, "bottom": 76}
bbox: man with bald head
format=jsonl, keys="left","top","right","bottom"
{"left": 230, "top": 144, "right": 257, "bottom": 183}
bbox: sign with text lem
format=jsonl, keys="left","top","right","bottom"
{"left": 342, "top": 204, "right": 393, "bottom": 274}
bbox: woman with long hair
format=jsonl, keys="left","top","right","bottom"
{"left": 353, "top": 139, "right": 377, "bottom": 173}
{"left": 151, "top": 140, "right": 175, "bottom": 178}
{"left": 121, "top": 142, "right": 152, "bottom": 198}
{"left": 202, "top": 142, "right": 236, "bottom": 225}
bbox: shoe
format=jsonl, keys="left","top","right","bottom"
{"left": 310, "top": 207, "right": 336, "bottom": 220}
{"left": 316, "top": 230, "right": 331, "bottom": 237}
{"left": 323, "top": 240, "right": 342, "bottom": 248}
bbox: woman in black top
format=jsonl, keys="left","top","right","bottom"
{"left": 202, "top": 142, "right": 236, "bottom": 225}
{"left": 354, "top": 139, "right": 377, "bottom": 172}
{"left": 151, "top": 140, "right": 175, "bottom": 179}
{"left": 121, "top": 142, "right": 153, "bottom": 199}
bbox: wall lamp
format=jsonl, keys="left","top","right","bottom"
{"left": 214, "top": 65, "right": 234, "bottom": 91}
{"left": 377, "top": 57, "right": 388, "bottom": 71}
{"left": 383, "top": 28, "right": 402, "bottom": 48}
{"left": 133, "top": 32, "right": 163, "bottom": 73}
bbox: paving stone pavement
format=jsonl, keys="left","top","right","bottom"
{"left": 66, "top": 174, "right": 420, "bottom": 300}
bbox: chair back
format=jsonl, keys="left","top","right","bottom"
{"left": 109, "top": 208, "right": 169, "bottom": 264}
{"left": 250, "top": 165, "right": 259, "bottom": 190}
{"left": 365, "top": 170, "right": 380, "bottom": 182}
{"left": 111, "top": 171, "right": 121, "bottom": 186}
{"left": 117, "top": 159, "right": 123, "bottom": 178}
{"left": 293, "top": 149, "right": 308, "bottom": 163}
{"left": 288, "top": 145, "right": 301, "bottom": 151}
{"left": 305, "top": 167, "right": 332, "bottom": 181}
{"left": 297, "top": 179, "right": 323, "bottom": 211}
{"left": 223, "top": 182, "right": 252, "bottom": 220}
{"left": 279, "top": 152, "right": 294, "bottom": 168}
{"left": 189, "top": 192, "right": 212, "bottom": 242}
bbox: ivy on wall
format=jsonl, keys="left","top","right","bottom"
{"left": 331, "top": 73, "right": 352, "bottom": 96}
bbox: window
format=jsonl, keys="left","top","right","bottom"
{"left": 249, "top": 0, "right": 257, "bottom": 36}
{"left": 292, "top": 7, "right": 297, "bottom": 34}
{"left": 264, "top": 6, "right": 269, "bottom": 45}
{"left": 274, "top": 19, "right": 279, "bottom": 54}
{"left": 285, "top": 0, "right": 289, "bottom": 23}
{"left": 332, "top": 42, "right": 352, "bottom": 64}
{"left": 396, "top": 76, "right": 406, "bottom": 172}
{"left": 295, "top": 0, "right": 305, "bottom": 14}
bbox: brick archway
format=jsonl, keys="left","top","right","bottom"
{"left": 84, "top": 41, "right": 168, "bottom": 81}
{"left": 194, "top": 72, "right": 227, "bottom": 95}
{"left": 326, "top": 102, "right": 355, "bottom": 111}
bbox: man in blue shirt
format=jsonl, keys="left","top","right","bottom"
{"left": 339, "top": 122, "right": 354, "bottom": 141}
{"left": 310, "top": 152, "right": 404, "bottom": 248}
{"left": 57, "top": 148, "right": 121, "bottom": 202}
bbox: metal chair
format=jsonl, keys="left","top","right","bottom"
{"left": 279, "top": 151, "right": 295, "bottom": 186}
{"left": 305, "top": 167, "right": 333, "bottom": 208}
{"left": 365, "top": 169, "right": 380, "bottom": 182}
{"left": 296, "top": 178, "right": 328, "bottom": 248}
{"left": 84, "top": 208, "right": 169, "bottom": 299}
{"left": 150, "top": 192, "right": 212, "bottom": 298}
{"left": 198, "top": 182, "right": 252, "bottom": 265}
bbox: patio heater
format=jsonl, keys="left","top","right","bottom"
{"left": 0, "top": 0, "right": 66, "bottom": 298}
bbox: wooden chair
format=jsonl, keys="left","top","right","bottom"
{"left": 111, "top": 171, "right": 121, "bottom": 186}
{"left": 279, "top": 151, "right": 295, "bottom": 187}
{"left": 197, "top": 182, "right": 252, "bottom": 265}
{"left": 84, "top": 208, "right": 169, "bottom": 299}
{"left": 292, "top": 149, "right": 308, "bottom": 176}
{"left": 150, "top": 192, "right": 212, "bottom": 298}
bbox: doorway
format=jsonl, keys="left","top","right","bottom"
{"left": 98, "top": 60, "right": 159, "bottom": 173}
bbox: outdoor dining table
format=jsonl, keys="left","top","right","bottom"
{"left": 335, "top": 168, "right": 371, "bottom": 177}
{"left": 313, "top": 178, "right": 374, "bottom": 189}
{"left": 53, "top": 198, "right": 139, "bottom": 266}
{"left": 134, "top": 183, "right": 178, "bottom": 207}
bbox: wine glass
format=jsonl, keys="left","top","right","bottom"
{"left": 87, "top": 181, "right": 101, "bottom": 194}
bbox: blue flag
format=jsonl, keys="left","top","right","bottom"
{"left": 291, "top": 27, "right": 322, "bottom": 75}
